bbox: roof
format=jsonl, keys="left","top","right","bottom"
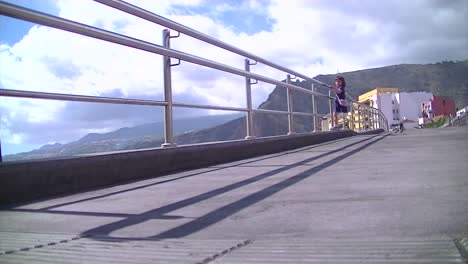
{"left": 358, "top": 87, "right": 399, "bottom": 102}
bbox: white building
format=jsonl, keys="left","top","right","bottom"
{"left": 358, "top": 88, "right": 433, "bottom": 128}
{"left": 457, "top": 107, "right": 468, "bottom": 117}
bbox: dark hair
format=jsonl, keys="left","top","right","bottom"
{"left": 335, "top": 76, "right": 346, "bottom": 88}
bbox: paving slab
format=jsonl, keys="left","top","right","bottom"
{"left": 1, "top": 127, "right": 467, "bottom": 262}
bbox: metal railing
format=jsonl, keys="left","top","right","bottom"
{"left": 0, "top": 0, "right": 388, "bottom": 162}
{"left": 345, "top": 94, "right": 389, "bottom": 132}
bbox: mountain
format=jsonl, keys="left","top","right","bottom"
{"left": 3, "top": 113, "right": 242, "bottom": 162}
{"left": 313, "top": 60, "right": 468, "bottom": 107}
{"left": 165, "top": 60, "right": 468, "bottom": 144}
{"left": 5, "top": 61, "right": 467, "bottom": 161}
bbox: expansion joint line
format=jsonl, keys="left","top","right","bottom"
{"left": 195, "top": 239, "right": 252, "bottom": 264}
{"left": 0, "top": 235, "right": 88, "bottom": 255}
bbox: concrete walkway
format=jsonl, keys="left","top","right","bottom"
{"left": 1, "top": 127, "right": 467, "bottom": 263}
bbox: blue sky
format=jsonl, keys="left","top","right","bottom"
{"left": 1, "top": 0, "right": 274, "bottom": 46}
{"left": 169, "top": 0, "right": 275, "bottom": 35}
{"left": 0, "top": 0, "right": 467, "bottom": 157}
{"left": 0, "top": 0, "right": 59, "bottom": 46}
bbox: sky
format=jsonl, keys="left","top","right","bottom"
{"left": 0, "top": 0, "right": 467, "bottom": 155}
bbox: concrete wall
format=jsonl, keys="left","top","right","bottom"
{"left": 376, "top": 93, "right": 395, "bottom": 127}
{"left": 399, "top": 92, "right": 433, "bottom": 122}
{"left": 431, "top": 96, "right": 456, "bottom": 117}
{"left": 0, "top": 130, "right": 361, "bottom": 206}
{"left": 373, "top": 92, "right": 433, "bottom": 127}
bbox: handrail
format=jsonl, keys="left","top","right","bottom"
{"left": 94, "top": 0, "right": 331, "bottom": 88}
{"left": 0, "top": 89, "right": 168, "bottom": 106}
{"left": 0, "top": 1, "right": 332, "bottom": 100}
{"left": 0, "top": 0, "right": 388, "bottom": 162}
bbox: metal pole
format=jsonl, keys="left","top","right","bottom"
{"left": 286, "top": 75, "right": 295, "bottom": 135}
{"left": 328, "top": 90, "right": 334, "bottom": 130}
{"left": 364, "top": 106, "right": 368, "bottom": 130}
{"left": 357, "top": 104, "right": 361, "bottom": 132}
{"left": 377, "top": 109, "right": 380, "bottom": 129}
{"left": 311, "top": 83, "right": 317, "bottom": 132}
{"left": 161, "top": 29, "right": 177, "bottom": 148}
{"left": 244, "top": 59, "right": 255, "bottom": 139}
{"left": 377, "top": 111, "right": 382, "bottom": 128}
{"left": 372, "top": 108, "right": 376, "bottom": 130}
{"left": 376, "top": 109, "right": 379, "bottom": 129}
{"left": 0, "top": 1, "right": 332, "bottom": 100}
{"left": 342, "top": 108, "right": 346, "bottom": 129}
{"left": 0, "top": 138, "right": 2, "bottom": 163}
{"left": 350, "top": 102, "right": 354, "bottom": 131}
{"left": 381, "top": 112, "right": 384, "bottom": 130}
{"left": 95, "top": 0, "right": 332, "bottom": 88}
{"left": 366, "top": 106, "right": 372, "bottom": 130}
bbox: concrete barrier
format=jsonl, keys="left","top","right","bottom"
{"left": 0, "top": 130, "right": 357, "bottom": 206}
{"left": 356, "top": 128, "right": 385, "bottom": 136}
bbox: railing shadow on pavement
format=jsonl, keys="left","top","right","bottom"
{"left": 2, "top": 135, "right": 386, "bottom": 235}
{"left": 75, "top": 134, "right": 387, "bottom": 240}
{"left": 1, "top": 136, "right": 356, "bottom": 211}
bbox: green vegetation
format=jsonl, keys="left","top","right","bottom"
{"left": 424, "top": 117, "right": 448, "bottom": 128}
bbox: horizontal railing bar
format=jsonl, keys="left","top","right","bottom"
{"left": 0, "top": 88, "right": 167, "bottom": 106}
{"left": 0, "top": 1, "right": 332, "bottom": 100}
{"left": 292, "top": 111, "right": 325, "bottom": 117}
{"left": 353, "top": 121, "right": 375, "bottom": 124}
{"left": 173, "top": 102, "right": 248, "bottom": 112}
{"left": 94, "top": 0, "right": 331, "bottom": 87}
{"left": 253, "top": 108, "right": 326, "bottom": 117}
{"left": 253, "top": 108, "right": 288, "bottom": 115}
{"left": 0, "top": 89, "right": 326, "bottom": 118}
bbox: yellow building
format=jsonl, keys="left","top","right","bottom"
{"left": 358, "top": 88, "right": 399, "bottom": 105}
{"left": 323, "top": 88, "right": 399, "bottom": 131}
{"left": 353, "top": 88, "right": 399, "bottom": 131}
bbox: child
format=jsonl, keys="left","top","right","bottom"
{"left": 330, "top": 76, "right": 348, "bottom": 129}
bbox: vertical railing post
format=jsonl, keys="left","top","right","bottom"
{"left": 379, "top": 111, "right": 384, "bottom": 128}
{"left": 328, "top": 90, "right": 334, "bottom": 130}
{"left": 350, "top": 102, "right": 354, "bottom": 131}
{"left": 357, "top": 104, "right": 361, "bottom": 132}
{"left": 367, "top": 106, "right": 371, "bottom": 130}
{"left": 0, "top": 138, "right": 2, "bottom": 163}
{"left": 286, "top": 75, "right": 295, "bottom": 135}
{"left": 378, "top": 111, "right": 381, "bottom": 129}
{"left": 342, "top": 101, "right": 347, "bottom": 129}
{"left": 244, "top": 59, "right": 255, "bottom": 139}
{"left": 364, "top": 106, "right": 368, "bottom": 130}
{"left": 161, "top": 29, "right": 177, "bottom": 148}
{"left": 376, "top": 111, "right": 379, "bottom": 129}
{"left": 373, "top": 108, "right": 376, "bottom": 130}
{"left": 311, "top": 83, "right": 317, "bottom": 132}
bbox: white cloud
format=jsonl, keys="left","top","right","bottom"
{"left": 1, "top": 0, "right": 467, "bottom": 154}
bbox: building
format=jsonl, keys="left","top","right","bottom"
{"left": 421, "top": 96, "right": 456, "bottom": 118}
{"left": 456, "top": 107, "right": 468, "bottom": 117}
{"left": 357, "top": 88, "right": 433, "bottom": 128}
